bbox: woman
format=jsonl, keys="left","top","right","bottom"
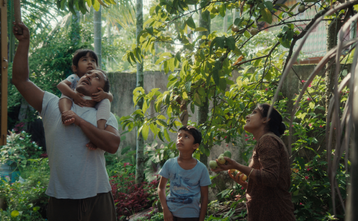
{"left": 213, "top": 103, "right": 296, "bottom": 221}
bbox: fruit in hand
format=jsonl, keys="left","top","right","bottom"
{"left": 217, "top": 155, "right": 226, "bottom": 164}
{"left": 298, "top": 4, "right": 305, "bottom": 13}
{"left": 230, "top": 169, "right": 239, "bottom": 176}
{"left": 231, "top": 25, "right": 240, "bottom": 32}
{"left": 209, "top": 160, "right": 218, "bottom": 169}
{"left": 250, "top": 28, "right": 258, "bottom": 36}
{"left": 223, "top": 150, "right": 231, "bottom": 158}
{"left": 241, "top": 174, "right": 248, "bottom": 181}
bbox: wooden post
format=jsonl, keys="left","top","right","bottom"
{"left": 0, "top": 0, "right": 8, "bottom": 145}
{"left": 14, "top": 0, "right": 22, "bottom": 35}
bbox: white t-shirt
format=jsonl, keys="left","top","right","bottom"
{"left": 40, "top": 92, "right": 118, "bottom": 199}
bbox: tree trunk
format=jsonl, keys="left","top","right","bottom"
{"left": 94, "top": 6, "right": 102, "bottom": 68}
{"left": 346, "top": 66, "right": 358, "bottom": 220}
{"left": 223, "top": 11, "right": 227, "bottom": 32}
{"left": 325, "top": 18, "right": 342, "bottom": 112}
{"left": 8, "top": 2, "right": 15, "bottom": 62}
{"left": 71, "top": 11, "right": 81, "bottom": 46}
{"left": 198, "top": 4, "right": 211, "bottom": 166}
{"left": 135, "top": 0, "right": 145, "bottom": 185}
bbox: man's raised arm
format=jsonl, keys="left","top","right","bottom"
{"left": 12, "top": 23, "right": 44, "bottom": 113}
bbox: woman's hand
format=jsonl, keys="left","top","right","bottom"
{"left": 228, "top": 169, "right": 248, "bottom": 188}
{"left": 211, "top": 157, "right": 238, "bottom": 172}
{"left": 216, "top": 157, "right": 239, "bottom": 171}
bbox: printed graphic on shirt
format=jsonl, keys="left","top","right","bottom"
{"left": 167, "top": 173, "right": 197, "bottom": 204}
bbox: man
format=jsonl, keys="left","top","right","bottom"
{"left": 12, "top": 23, "right": 120, "bottom": 221}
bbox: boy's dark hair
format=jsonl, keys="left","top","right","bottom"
{"left": 178, "top": 125, "right": 202, "bottom": 145}
{"left": 72, "top": 49, "right": 99, "bottom": 67}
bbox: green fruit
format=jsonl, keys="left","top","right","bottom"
{"left": 209, "top": 160, "right": 218, "bottom": 169}
{"left": 231, "top": 25, "right": 240, "bottom": 32}
{"left": 217, "top": 155, "right": 226, "bottom": 164}
{"left": 223, "top": 150, "right": 231, "bottom": 158}
{"left": 250, "top": 28, "right": 258, "bottom": 36}
{"left": 298, "top": 4, "right": 305, "bottom": 13}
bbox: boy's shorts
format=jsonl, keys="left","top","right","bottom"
{"left": 173, "top": 217, "right": 199, "bottom": 221}
{"left": 47, "top": 192, "right": 116, "bottom": 221}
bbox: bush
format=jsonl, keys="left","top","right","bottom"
{"left": 108, "top": 161, "right": 159, "bottom": 220}
{"left": 290, "top": 150, "right": 348, "bottom": 221}
{"left": 0, "top": 131, "right": 44, "bottom": 172}
{"left": 0, "top": 158, "right": 50, "bottom": 221}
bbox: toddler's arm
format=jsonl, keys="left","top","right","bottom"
{"left": 158, "top": 176, "right": 173, "bottom": 221}
{"left": 92, "top": 88, "right": 113, "bottom": 102}
{"left": 57, "top": 79, "right": 87, "bottom": 106}
{"left": 199, "top": 186, "right": 209, "bottom": 221}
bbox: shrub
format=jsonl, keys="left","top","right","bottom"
{"left": 290, "top": 150, "right": 348, "bottom": 221}
{"left": 0, "top": 158, "right": 50, "bottom": 221}
{"left": 109, "top": 162, "right": 159, "bottom": 220}
{"left": 0, "top": 131, "right": 44, "bottom": 172}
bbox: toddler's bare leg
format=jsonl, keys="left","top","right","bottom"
{"left": 59, "top": 98, "right": 75, "bottom": 125}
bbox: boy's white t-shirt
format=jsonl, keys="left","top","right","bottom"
{"left": 159, "top": 157, "right": 211, "bottom": 218}
{"left": 41, "top": 91, "right": 118, "bottom": 199}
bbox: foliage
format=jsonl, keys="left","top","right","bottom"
{"left": 0, "top": 131, "right": 44, "bottom": 171}
{"left": 290, "top": 150, "right": 348, "bottom": 221}
{"left": 108, "top": 160, "right": 159, "bottom": 220}
{"left": 0, "top": 158, "right": 50, "bottom": 221}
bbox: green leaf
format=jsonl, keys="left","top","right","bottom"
{"left": 219, "top": 4, "right": 226, "bottom": 17}
{"left": 244, "top": 30, "right": 251, "bottom": 38}
{"left": 185, "top": 81, "right": 192, "bottom": 92}
{"left": 309, "top": 102, "right": 315, "bottom": 109}
{"left": 194, "top": 93, "right": 202, "bottom": 106}
{"left": 142, "top": 124, "right": 150, "bottom": 140}
{"left": 150, "top": 123, "right": 158, "bottom": 138}
{"left": 219, "top": 78, "right": 227, "bottom": 91}
{"left": 186, "top": 16, "right": 196, "bottom": 29}
{"left": 195, "top": 27, "right": 208, "bottom": 32}
{"left": 261, "top": 8, "right": 273, "bottom": 24}
{"left": 198, "top": 87, "right": 206, "bottom": 96}
{"left": 201, "top": 10, "right": 210, "bottom": 22}
{"left": 182, "top": 92, "right": 188, "bottom": 100}
{"left": 158, "top": 131, "right": 164, "bottom": 142}
{"left": 142, "top": 100, "right": 149, "bottom": 114}
{"left": 226, "top": 36, "right": 236, "bottom": 50}
{"left": 264, "top": 1, "right": 274, "bottom": 11}
{"left": 164, "top": 129, "right": 171, "bottom": 141}
{"left": 11, "top": 210, "right": 19, "bottom": 217}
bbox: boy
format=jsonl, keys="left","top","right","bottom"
{"left": 158, "top": 126, "right": 211, "bottom": 221}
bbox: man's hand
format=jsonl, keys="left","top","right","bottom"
{"left": 61, "top": 110, "right": 82, "bottom": 126}
{"left": 13, "top": 22, "right": 29, "bottom": 42}
{"left": 91, "top": 87, "right": 107, "bottom": 102}
{"left": 163, "top": 208, "right": 173, "bottom": 221}
{"left": 73, "top": 92, "right": 88, "bottom": 107}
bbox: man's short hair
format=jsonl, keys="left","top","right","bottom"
{"left": 178, "top": 125, "right": 202, "bottom": 145}
{"left": 72, "top": 49, "right": 99, "bottom": 67}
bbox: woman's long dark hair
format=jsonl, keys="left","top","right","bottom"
{"left": 257, "top": 103, "right": 286, "bottom": 137}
